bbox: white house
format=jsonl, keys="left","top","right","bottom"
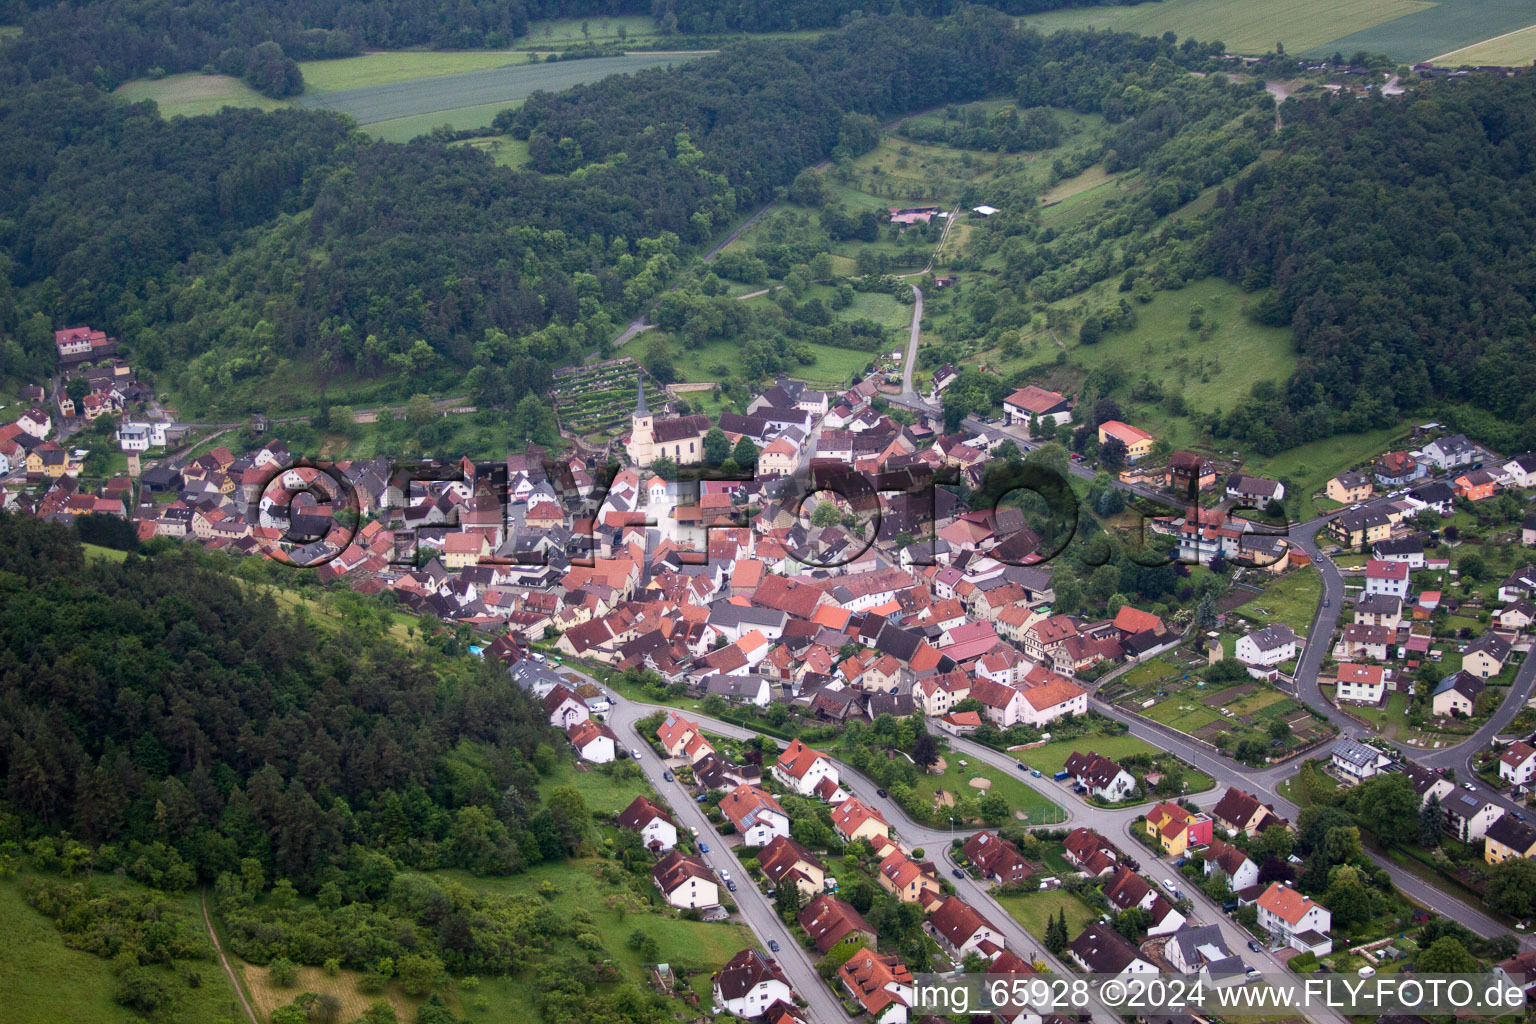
{"left": 925, "top": 897, "right": 1007, "bottom": 961}
{"left": 1331, "top": 739, "right": 1391, "bottom": 782}
{"left": 1203, "top": 838, "right": 1259, "bottom": 892}
{"left": 772, "top": 739, "right": 840, "bottom": 796}
{"left": 1255, "top": 883, "right": 1332, "bottom": 956}
{"left": 1068, "top": 922, "right": 1158, "bottom": 980}
{"left": 651, "top": 850, "right": 718, "bottom": 909}
{"left": 1441, "top": 790, "right": 1504, "bottom": 843}
{"left": 1236, "top": 625, "right": 1298, "bottom": 672}
{"left": 1334, "top": 663, "right": 1386, "bottom": 706}
{"left": 714, "top": 950, "right": 794, "bottom": 1019}
{"left": 1063, "top": 751, "right": 1136, "bottom": 802}
{"left": 1002, "top": 385, "right": 1073, "bottom": 432}
{"left": 542, "top": 684, "right": 590, "bottom": 730}
{"left": 1421, "top": 433, "right": 1478, "bottom": 471}
{"left": 1019, "top": 675, "right": 1088, "bottom": 726}
{"left": 566, "top": 718, "right": 617, "bottom": 763}
{"left": 617, "top": 796, "right": 678, "bottom": 853}
{"left": 1166, "top": 925, "right": 1247, "bottom": 985}
{"left": 15, "top": 408, "right": 50, "bottom": 439}
{"left": 1364, "top": 559, "right": 1409, "bottom": 600}
{"left": 719, "top": 785, "right": 791, "bottom": 847}
{"left": 117, "top": 423, "right": 150, "bottom": 452}
{"left": 1500, "top": 741, "right": 1536, "bottom": 788}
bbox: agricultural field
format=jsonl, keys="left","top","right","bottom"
{"left": 1431, "top": 22, "right": 1536, "bottom": 65}
{"left": 297, "top": 53, "right": 697, "bottom": 125}
{"left": 114, "top": 72, "right": 288, "bottom": 117}
{"left": 993, "top": 888, "right": 1099, "bottom": 945}
{"left": 1018, "top": 0, "right": 1434, "bottom": 57}
{"left": 1228, "top": 567, "right": 1323, "bottom": 635}
{"left": 0, "top": 874, "right": 243, "bottom": 1024}
{"left": 1240, "top": 423, "right": 1410, "bottom": 522}
{"left": 297, "top": 50, "right": 527, "bottom": 92}
{"left": 1116, "top": 663, "right": 1335, "bottom": 760}
{"left": 1322, "top": 0, "right": 1536, "bottom": 63}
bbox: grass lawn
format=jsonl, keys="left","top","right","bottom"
{"left": 454, "top": 135, "right": 531, "bottom": 167}
{"left": 1119, "top": 657, "right": 1183, "bottom": 689}
{"left": 1142, "top": 695, "right": 1225, "bottom": 734}
{"left": 438, "top": 858, "right": 755, "bottom": 998}
{"left": 361, "top": 100, "right": 528, "bottom": 141}
{"left": 1432, "top": 22, "right": 1536, "bottom": 65}
{"left": 665, "top": 332, "right": 873, "bottom": 390}
{"left": 1014, "top": 734, "right": 1163, "bottom": 775}
{"left": 536, "top": 758, "right": 650, "bottom": 817}
{"left": 841, "top": 290, "right": 914, "bottom": 331}
{"left": 519, "top": 15, "right": 661, "bottom": 48}
{"left": 1017, "top": 0, "right": 1433, "bottom": 55}
{"left": 81, "top": 543, "right": 130, "bottom": 562}
{"left": 993, "top": 888, "right": 1099, "bottom": 945}
{"left": 114, "top": 73, "right": 288, "bottom": 117}
{"left": 0, "top": 874, "right": 243, "bottom": 1024}
{"left": 1241, "top": 423, "right": 1411, "bottom": 522}
{"left": 1230, "top": 568, "right": 1322, "bottom": 635}
{"left": 913, "top": 756, "right": 1065, "bottom": 826}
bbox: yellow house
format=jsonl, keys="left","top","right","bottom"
{"left": 876, "top": 850, "right": 939, "bottom": 903}
{"left": 1144, "top": 800, "right": 1210, "bottom": 857}
{"left": 1327, "top": 508, "right": 1392, "bottom": 549}
{"left": 1097, "top": 420, "right": 1154, "bottom": 463}
{"left": 442, "top": 531, "right": 489, "bottom": 569}
{"left": 1325, "top": 471, "right": 1373, "bottom": 505}
{"left": 1485, "top": 817, "right": 1536, "bottom": 864}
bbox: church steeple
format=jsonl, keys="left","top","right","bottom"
{"left": 634, "top": 372, "right": 649, "bottom": 418}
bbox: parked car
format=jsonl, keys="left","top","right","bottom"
{"left": 876, "top": 788, "right": 887, "bottom": 798}
{"left": 1463, "top": 782, "right": 1476, "bottom": 791}
{"left": 720, "top": 870, "right": 731, "bottom": 882}
{"left": 726, "top": 880, "right": 737, "bottom": 892}
{"left": 696, "top": 794, "right": 708, "bottom": 803}
{"left": 699, "top": 842, "right": 710, "bottom": 853}
{"left": 631, "top": 748, "right": 642, "bottom": 760}
{"left": 1161, "top": 878, "right": 1178, "bottom": 893}
{"left": 952, "top": 869, "right": 965, "bottom": 879}
{"left": 768, "top": 940, "right": 780, "bottom": 953}
{"left": 1248, "top": 940, "right": 1264, "bottom": 953}
{"left": 663, "top": 770, "right": 674, "bottom": 782}
{"left": 1031, "top": 770, "right": 1042, "bottom": 777}
{"left": 689, "top": 826, "right": 699, "bottom": 836}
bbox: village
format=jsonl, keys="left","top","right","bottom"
{"left": 6, "top": 326, "right": 1536, "bottom": 1023}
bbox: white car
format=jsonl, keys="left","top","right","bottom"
{"left": 720, "top": 870, "right": 731, "bottom": 882}
{"left": 690, "top": 826, "right": 699, "bottom": 837}
{"left": 631, "top": 748, "right": 643, "bottom": 760}
{"left": 1161, "top": 878, "right": 1178, "bottom": 893}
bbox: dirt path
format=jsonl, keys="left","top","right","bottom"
{"left": 201, "top": 889, "right": 258, "bottom": 1024}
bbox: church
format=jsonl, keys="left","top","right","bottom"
{"left": 624, "top": 375, "right": 712, "bottom": 468}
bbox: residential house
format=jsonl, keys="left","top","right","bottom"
{"left": 1371, "top": 536, "right": 1425, "bottom": 569}
{"left": 1144, "top": 801, "right": 1213, "bottom": 856}
{"left": 1431, "top": 671, "right": 1485, "bottom": 717}
{"left": 1325, "top": 471, "right": 1373, "bottom": 504}
{"left": 1497, "top": 600, "right": 1536, "bottom": 631}
{"left": 617, "top": 796, "right": 678, "bottom": 853}
{"left": 1484, "top": 815, "right": 1536, "bottom": 865}
{"left": 1203, "top": 837, "right": 1259, "bottom": 891}
{"left": 838, "top": 950, "right": 915, "bottom": 1024}
{"left": 567, "top": 718, "right": 618, "bottom": 763}
{"left": 1421, "top": 433, "right": 1478, "bottom": 471}
{"left": 714, "top": 949, "right": 794, "bottom": 1019}
{"left": 1442, "top": 790, "right": 1503, "bottom": 843}
{"left": 1097, "top": 421, "right": 1154, "bottom": 463}
{"left": 924, "top": 897, "right": 1006, "bottom": 961}
{"left": 1462, "top": 634, "right": 1510, "bottom": 678}
{"left": 651, "top": 850, "right": 718, "bottom": 909}
{"left": 831, "top": 798, "right": 892, "bottom": 845}
{"left": 1338, "top": 624, "right": 1392, "bottom": 662}
{"left": 1453, "top": 468, "right": 1499, "bottom": 502}
{"left": 1495, "top": 951, "right": 1536, "bottom": 999}
{"left": 1068, "top": 922, "right": 1157, "bottom": 980}
{"left": 657, "top": 712, "right": 710, "bottom": 759}
{"left": 1334, "top": 662, "right": 1387, "bottom": 705}
{"left": 800, "top": 894, "right": 877, "bottom": 955}
{"left": 1062, "top": 750, "right": 1136, "bottom": 802}
{"left": 1165, "top": 452, "right": 1217, "bottom": 495}
{"left": 1364, "top": 559, "right": 1410, "bottom": 600}
{"left": 1353, "top": 593, "right": 1403, "bottom": 629}
{"left": 1499, "top": 741, "right": 1536, "bottom": 788}
{"left": 543, "top": 684, "right": 589, "bottom": 729}
{"left": 962, "top": 831, "right": 1031, "bottom": 885}
{"left": 1235, "top": 624, "right": 1298, "bottom": 676}
{"left": 877, "top": 849, "right": 939, "bottom": 903}
{"left": 1210, "top": 786, "right": 1288, "bottom": 837}
{"left": 1002, "top": 385, "right": 1073, "bottom": 432}
{"left": 772, "top": 739, "right": 840, "bottom": 796}
{"left": 758, "top": 836, "right": 825, "bottom": 897}
{"left": 1374, "top": 450, "right": 1427, "bottom": 487}
{"left": 1329, "top": 508, "right": 1393, "bottom": 549}
{"left": 1226, "top": 473, "right": 1285, "bottom": 506}
{"left": 1103, "top": 865, "right": 1186, "bottom": 936}
{"left": 970, "top": 677, "right": 1027, "bottom": 728}
{"left": 1331, "top": 739, "right": 1391, "bottom": 782}
{"left": 1165, "top": 925, "right": 1247, "bottom": 984}
{"left": 1401, "top": 761, "right": 1456, "bottom": 809}
{"left": 1017, "top": 670, "right": 1088, "bottom": 726}
{"left": 719, "top": 785, "right": 791, "bottom": 847}
{"left": 1254, "top": 883, "right": 1332, "bottom": 956}
{"left": 1062, "top": 827, "right": 1120, "bottom": 877}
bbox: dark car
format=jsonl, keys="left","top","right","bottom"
{"left": 662, "top": 770, "right": 673, "bottom": 782}
{"left": 1248, "top": 940, "right": 1263, "bottom": 953}
{"left": 726, "top": 880, "right": 737, "bottom": 892}
{"left": 952, "top": 869, "right": 965, "bottom": 879}
{"left": 768, "top": 940, "right": 780, "bottom": 953}
{"left": 699, "top": 842, "right": 710, "bottom": 853}
{"left": 876, "top": 788, "right": 887, "bottom": 798}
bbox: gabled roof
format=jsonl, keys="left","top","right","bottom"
{"left": 799, "top": 894, "right": 875, "bottom": 954}
{"left": 1068, "top": 921, "right": 1144, "bottom": 973}
{"left": 617, "top": 795, "right": 673, "bottom": 832}
{"left": 1255, "top": 882, "right": 1325, "bottom": 925}
{"left": 775, "top": 738, "right": 830, "bottom": 780}
{"left": 715, "top": 949, "right": 790, "bottom": 1001}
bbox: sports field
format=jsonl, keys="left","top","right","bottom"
{"left": 1020, "top": 0, "right": 1432, "bottom": 55}
{"left": 298, "top": 53, "right": 698, "bottom": 125}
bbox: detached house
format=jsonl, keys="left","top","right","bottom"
{"left": 1442, "top": 790, "right": 1503, "bottom": 843}
{"left": 567, "top": 719, "right": 618, "bottom": 763}
{"left": 1062, "top": 750, "right": 1136, "bottom": 802}
{"left": 1235, "top": 624, "right": 1298, "bottom": 677}
{"left": 651, "top": 850, "right": 718, "bottom": 909}
{"left": 1144, "top": 801, "right": 1212, "bottom": 856}
{"left": 800, "top": 894, "right": 877, "bottom": 955}
{"left": 1326, "top": 471, "right": 1373, "bottom": 504}
{"left": 1002, "top": 385, "right": 1073, "bottom": 432}
{"left": 758, "top": 836, "right": 826, "bottom": 897}
{"left": 1431, "top": 671, "right": 1485, "bottom": 717}
{"left": 1421, "top": 433, "right": 1478, "bottom": 471}
{"left": 1331, "top": 739, "right": 1391, "bottom": 782}
{"left": 962, "top": 831, "right": 1031, "bottom": 885}
{"left": 1210, "top": 786, "right": 1288, "bottom": 837}
{"left": 838, "top": 950, "right": 914, "bottom": 1024}
{"left": 617, "top": 796, "right": 678, "bottom": 852}
{"left": 1484, "top": 815, "right": 1536, "bottom": 865}
{"left": 1499, "top": 741, "right": 1536, "bottom": 788}
{"left": 831, "top": 798, "right": 892, "bottom": 845}
{"left": 772, "top": 739, "right": 840, "bottom": 796}
{"left": 1334, "top": 662, "right": 1387, "bottom": 705}
{"left": 1203, "top": 837, "right": 1259, "bottom": 891}
{"left": 877, "top": 849, "right": 939, "bottom": 903}
{"left": 1254, "top": 883, "right": 1332, "bottom": 956}
{"left": 714, "top": 949, "right": 794, "bottom": 1020}
{"left": 925, "top": 897, "right": 1007, "bottom": 960}
{"left": 719, "top": 785, "right": 791, "bottom": 847}
{"left": 1068, "top": 922, "right": 1156, "bottom": 980}
{"left": 1462, "top": 633, "right": 1510, "bottom": 678}
{"left": 1364, "top": 559, "right": 1409, "bottom": 599}
{"left": 543, "top": 684, "right": 589, "bottom": 730}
